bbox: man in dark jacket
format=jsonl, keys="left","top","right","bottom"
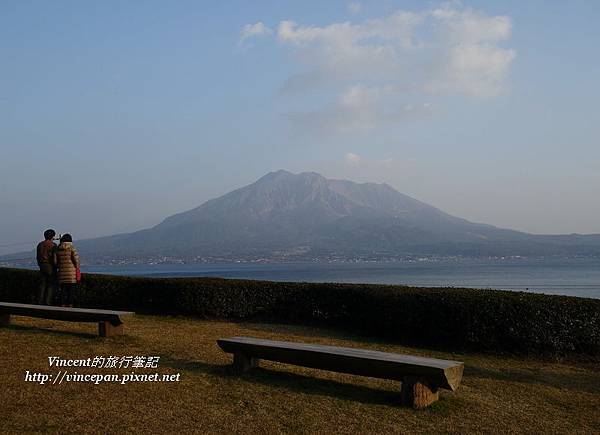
{"left": 36, "top": 229, "right": 57, "bottom": 305}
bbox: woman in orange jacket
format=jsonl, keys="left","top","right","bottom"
{"left": 54, "top": 233, "right": 81, "bottom": 307}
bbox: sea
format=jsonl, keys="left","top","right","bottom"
{"left": 80, "top": 257, "right": 600, "bottom": 300}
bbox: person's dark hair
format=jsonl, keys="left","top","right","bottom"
{"left": 43, "top": 229, "right": 56, "bottom": 240}
{"left": 60, "top": 233, "right": 73, "bottom": 243}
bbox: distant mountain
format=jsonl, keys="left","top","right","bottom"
{"left": 5, "top": 170, "right": 600, "bottom": 263}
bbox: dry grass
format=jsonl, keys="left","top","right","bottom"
{"left": 1, "top": 315, "right": 599, "bottom": 434}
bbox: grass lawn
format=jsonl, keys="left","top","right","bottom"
{"left": 1, "top": 314, "right": 599, "bottom": 434}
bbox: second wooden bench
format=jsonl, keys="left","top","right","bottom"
{"left": 217, "top": 336, "right": 464, "bottom": 409}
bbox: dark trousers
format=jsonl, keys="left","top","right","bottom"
{"left": 38, "top": 265, "right": 56, "bottom": 305}
{"left": 59, "top": 283, "right": 77, "bottom": 306}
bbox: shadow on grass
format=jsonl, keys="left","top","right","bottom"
{"left": 1, "top": 323, "right": 97, "bottom": 340}
{"left": 160, "top": 355, "right": 401, "bottom": 407}
{"left": 236, "top": 367, "right": 402, "bottom": 406}
{"left": 160, "top": 356, "right": 228, "bottom": 376}
{"left": 466, "top": 365, "right": 600, "bottom": 395}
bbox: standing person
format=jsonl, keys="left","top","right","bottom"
{"left": 54, "top": 234, "right": 81, "bottom": 307}
{"left": 36, "top": 229, "right": 57, "bottom": 305}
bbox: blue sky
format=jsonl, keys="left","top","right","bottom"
{"left": 1, "top": 0, "right": 599, "bottom": 253}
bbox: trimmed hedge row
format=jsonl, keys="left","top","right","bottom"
{"left": 1, "top": 267, "right": 599, "bottom": 356}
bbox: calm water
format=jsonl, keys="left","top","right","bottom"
{"left": 82, "top": 258, "right": 600, "bottom": 299}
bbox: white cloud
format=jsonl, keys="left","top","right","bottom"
{"left": 239, "top": 22, "right": 272, "bottom": 44}
{"left": 345, "top": 152, "right": 362, "bottom": 167}
{"left": 277, "top": 11, "right": 420, "bottom": 69}
{"left": 431, "top": 4, "right": 512, "bottom": 43}
{"left": 247, "top": 3, "right": 515, "bottom": 133}
{"left": 288, "top": 84, "right": 435, "bottom": 134}
{"left": 426, "top": 43, "right": 516, "bottom": 97}
{"left": 348, "top": 2, "right": 361, "bottom": 15}
{"left": 425, "top": 3, "right": 516, "bottom": 97}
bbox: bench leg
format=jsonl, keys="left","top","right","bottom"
{"left": 231, "top": 352, "right": 259, "bottom": 373}
{"left": 98, "top": 322, "right": 123, "bottom": 337}
{"left": 401, "top": 377, "right": 439, "bottom": 409}
{"left": 0, "top": 314, "right": 10, "bottom": 327}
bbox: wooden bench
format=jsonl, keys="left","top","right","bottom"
{"left": 0, "top": 302, "right": 134, "bottom": 337}
{"left": 217, "top": 336, "right": 464, "bottom": 409}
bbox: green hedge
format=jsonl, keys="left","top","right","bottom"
{"left": 1, "top": 267, "right": 599, "bottom": 356}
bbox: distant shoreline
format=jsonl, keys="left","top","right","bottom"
{"left": 3, "top": 257, "right": 599, "bottom": 299}
{"left": 2, "top": 253, "right": 599, "bottom": 268}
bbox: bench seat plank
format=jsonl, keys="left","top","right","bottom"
{"left": 217, "top": 336, "right": 464, "bottom": 391}
{"left": 0, "top": 302, "right": 134, "bottom": 328}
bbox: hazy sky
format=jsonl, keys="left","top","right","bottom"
{"left": 1, "top": 0, "right": 599, "bottom": 254}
